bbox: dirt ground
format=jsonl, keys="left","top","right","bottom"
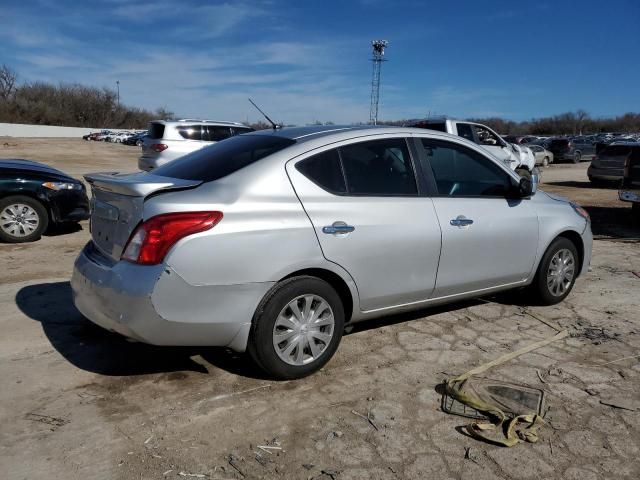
{"left": 1, "top": 138, "right": 639, "bottom": 480}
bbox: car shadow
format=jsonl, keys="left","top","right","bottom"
{"left": 45, "top": 222, "right": 84, "bottom": 237}
{"left": 15, "top": 281, "right": 269, "bottom": 380}
{"left": 544, "top": 180, "right": 619, "bottom": 190}
{"left": 584, "top": 206, "right": 640, "bottom": 239}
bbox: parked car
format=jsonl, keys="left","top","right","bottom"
{"left": 123, "top": 132, "right": 147, "bottom": 146}
{"left": 139, "top": 119, "right": 254, "bottom": 171}
{"left": 72, "top": 126, "right": 592, "bottom": 379}
{"left": 111, "top": 132, "right": 134, "bottom": 143}
{"left": 407, "top": 118, "right": 537, "bottom": 177}
{"left": 0, "top": 159, "right": 90, "bottom": 243}
{"left": 94, "top": 130, "right": 114, "bottom": 141}
{"left": 589, "top": 142, "right": 640, "bottom": 183}
{"left": 82, "top": 132, "right": 100, "bottom": 141}
{"left": 618, "top": 144, "right": 640, "bottom": 218}
{"left": 544, "top": 137, "right": 596, "bottom": 163}
{"left": 528, "top": 145, "right": 554, "bottom": 167}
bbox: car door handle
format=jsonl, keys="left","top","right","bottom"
{"left": 450, "top": 216, "right": 474, "bottom": 227}
{"left": 322, "top": 221, "right": 355, "bottom": 235}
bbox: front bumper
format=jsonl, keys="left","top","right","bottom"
{"left": 47, "top": 189, "right": 90, "bottom": 223}
{"left": 71, "top": 242, "right": 273, "bottom": 351}
{"left": 580, "top": 222, "right": 593, "bottom": 277}
{"left": 619, "top": 189, "right": 640, "bottom": 204}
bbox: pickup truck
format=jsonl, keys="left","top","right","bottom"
{"left": 407, "top": 118, "right": 538, "bottom": 177}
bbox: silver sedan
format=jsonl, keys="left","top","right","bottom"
{"left": 71, "top": 126, "right": 592, "bottom": 379}
{"left": 528, "top": 144, "right": 554, "bottom": 167}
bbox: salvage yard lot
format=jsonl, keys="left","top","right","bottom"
{"left": 1, "top": 138, "right": 639, "bottom": 480}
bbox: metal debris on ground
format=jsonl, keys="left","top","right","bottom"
{"left": 227, "top": 454, "right": 245, "bottom": 477}
{"left": 443, "top": 330, "right": 568, "bottom": 447}
{"left": 178, "top": 472, "right": 206, "bottom": 478}
{"left": 24, "top": 412, "right": 70, "bottom": 429}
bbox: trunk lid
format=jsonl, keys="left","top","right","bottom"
{"left": 85, "top": 172, "right": 202, "bottom": 261}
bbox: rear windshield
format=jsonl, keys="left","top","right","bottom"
{"left": 148, "top": 122, "right": 166, "bottom": 140}
{"left": 152, "top": 135, "right": 296, "bottom": 182}
{"left": 601, "top": 145, "right": 632, "bottom": 157}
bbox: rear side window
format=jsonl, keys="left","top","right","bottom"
{"left": 340, "top": 138, "right": 417, "bottom": 195}
{"left": 411, "top": 121, "right": 447, "bottom": 132}
{"left": 204, "top": 126, "right": 232, "bottom": 142}
{"left": 456, "top": 123, "right": 474, "bottom": 142}
{"left": 233, "top": 127, "right": 254, "bottom": 135}
{"left": 148, "top": 123, "right": 165, "bottom": 140}
{"left": 296, "top": 149, "right": 346, "bottom": 194}
{"left": 177, "top": 125, "right": 203, "bottom": 140}
{"left": 153, "top": 135, "right": 296, "bottom": 182}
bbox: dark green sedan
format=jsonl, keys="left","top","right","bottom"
{"left": 0, "top": 159, "right": 89, "bottom": 243}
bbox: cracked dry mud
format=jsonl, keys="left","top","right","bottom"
{"left": 1, "top": 139, "right": 639, "bottom": 479}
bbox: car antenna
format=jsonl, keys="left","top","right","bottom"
{"left": 248, "top": 98, "right": 279, "bottom": 130}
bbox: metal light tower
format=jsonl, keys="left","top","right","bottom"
{"left": 369, "top": 40, "right": 388, "bottom": 125}
{"left": 116, "top": 80, "right": 120, "bottom": 107}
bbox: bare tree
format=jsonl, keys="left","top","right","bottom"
{"left": 0, "top": 64, "right": 17, "bottom": 101}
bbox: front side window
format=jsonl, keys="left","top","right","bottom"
{"left": 420, "top": 139, "right": 513, "bottom": 197}
{"left": 472, "top": 125, "right": 501, "bottom": 146}
{"left": 339, "top": 138, "right": 418, "bottom": 195}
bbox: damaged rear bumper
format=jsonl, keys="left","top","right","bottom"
{"left": 70, "top": 242, "right": 273, "bottom": 351}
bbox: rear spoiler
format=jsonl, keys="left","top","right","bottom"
{"left": 84, "top": 172, "right": 202, "bottom": 197}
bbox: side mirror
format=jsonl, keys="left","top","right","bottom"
{"left": 518, "top": 177, "right": 533, "bottom": 197}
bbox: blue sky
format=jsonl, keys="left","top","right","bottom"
{"left": 1, "top": 0, "right": 639, "bottom": 125}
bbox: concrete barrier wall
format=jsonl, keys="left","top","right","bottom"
{"left": 0, "top": 123, "right": 126, "bottom": 138}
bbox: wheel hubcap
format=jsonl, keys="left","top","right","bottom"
{"left": 546, "top": 248, "right": 575, "bottom": 297}
{"left": 273, "top": 294, "right": 335, "bottom": 366}
{"left": 1, "top": 203, "right": 39, "bottom": 238}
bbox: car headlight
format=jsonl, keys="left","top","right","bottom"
{"left": 570, "top": 202, "right": 590, "bottom": 222}
{"left": 42, "top": 181, "right": 83, "bottom": 191}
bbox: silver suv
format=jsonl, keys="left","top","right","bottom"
{"left": 73, "top": 126, "right": 592, "bottom": 379}
{"left": 138, "top": 119, "right": 253, "bottom": 171}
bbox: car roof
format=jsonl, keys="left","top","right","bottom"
{"left": 244, "top": 124, "right": 428, "bottom": 143}
{"left": 152, "top": 119, "right": 248, "bottom": 127}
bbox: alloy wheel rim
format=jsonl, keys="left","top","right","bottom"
{"left": 546, "top": 248, "right": 575, "bottom": 297}
{"left": 273, "top": 294, "right": 335, "bottom": 366}
{"left": 0, "top": 203, "right": 39, "bottom": 238}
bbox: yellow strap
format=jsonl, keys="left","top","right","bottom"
{"left": 445, "top": 330, "right": 567, "bottom": 447}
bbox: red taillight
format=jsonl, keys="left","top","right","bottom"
{"left": 151, "top": 143, "right": 168, "bottom": 152}
{"left": 122, "top": 211, "right": 223, "bottom": 265}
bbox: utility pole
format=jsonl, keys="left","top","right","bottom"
{"left": 369, "top": 40, "right": 388, "bottom": 125}
{"left": 116, "top": 80, "right": 120, "bottom": 107}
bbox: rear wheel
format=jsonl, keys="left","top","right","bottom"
{"left": 529, "top": 237, "right": 579, "bottom": 305}
{"left": 248, "top": 276, "right": 344, "bottom": 379}
{"left": 0, "top": 195, "right": 49, "bottom": 243}
{"left": 573, "top": 151, "right": 582, "bottom": 163}
{"left": 542, "top": 156, "right": 550, "bottom": 167}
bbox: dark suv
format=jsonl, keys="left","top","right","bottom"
{"left": 589, "top": 143, "right": 639, "bottom": 183}
{"left": 544, "top": 137, "right": 596, "bottom": 163}
{"left": 618, "top": 144, "right": 640, "bottom": 217}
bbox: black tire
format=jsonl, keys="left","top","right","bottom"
{"left": 542, "top": 156, "right": 550, "bottom": 167}
{"left": 529, "top": 237, "right": 579, "bottom": 305}
{"left": 136, "top": 139, "right": 143, "bottom": 146}
{"left": 0, "top": 195, "right": 49, "bottom": 243}
{"left": 573, "top": 151, "right": 581, "bottom": 164}
{"left": 248, "top": 276, "right": 345, "bottom": 379}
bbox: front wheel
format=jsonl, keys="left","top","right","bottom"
{"left": 529, "top": 237, "right": 579, "bottom": 305}
{"left": 248, "top": 276, "right": 345, "bottom": 379}
{"left": 573, "top": 152, "right": 581, "bottom": 164}
{"left": 542, "top": 156, "right": 550, "bottom": 167}
{"left": 0, "top": 195, "right": 49, "bottom": 243}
